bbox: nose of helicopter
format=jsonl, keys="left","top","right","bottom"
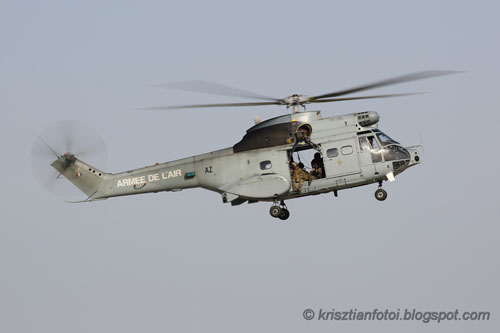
{"left": 406, "top": 145, "right": 422, "bottom": 167}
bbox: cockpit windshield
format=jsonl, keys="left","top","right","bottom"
{"left": 375, "top": 130, "right": 399, "bottom": 146}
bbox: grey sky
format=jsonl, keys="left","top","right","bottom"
{"left": 1, "top": 0, "right": 499, "bottom": 332}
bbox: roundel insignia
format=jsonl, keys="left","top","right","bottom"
{"left": 337, "top": 160, "right": 342, "bottom": 165}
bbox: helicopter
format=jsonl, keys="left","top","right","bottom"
{"left": 35, "top": 71, "right": 457, "bottom": 219}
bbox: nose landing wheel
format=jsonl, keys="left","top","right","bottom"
{"left": 270, "top": 200, "right": 290, "bottom": 220}
{"left": 375, "top": 187, "right": 387, "bottom": 201}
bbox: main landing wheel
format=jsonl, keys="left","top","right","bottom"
{"left": 375, "top": 188, "right": 388, "bottom": 201}
{"left": 270, "top": 206, "right": 282, "bottom": 218}
{"left": 278, "top": 208, "right": 290, "bottom": 220}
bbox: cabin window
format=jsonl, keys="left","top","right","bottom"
{"left": 260, "top": 160, "right": 272, "bottom": 170}
{"left": 341, "top": 145, "right": 353, "bottom": 155}
{"left": 326, "top": 148, "right": 338, "bottom": 158}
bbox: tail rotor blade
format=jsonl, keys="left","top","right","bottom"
{"left": 74, "top": 137, "right": 107, "bottom": 161}
{"left": 32, "top": 133, "right": 60, "bottom": 159}
{"left": 31, "top": 120, "right": 107, "bottom": 199}
{"left": 61, "top": 120, "right": 74, "bottom": 153}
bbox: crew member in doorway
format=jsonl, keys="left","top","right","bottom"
{"left": 290, "top": 161, "right": 309, "bottom": 193}
{"left": 310, "top": 161, "right": 323, "bottom": 180}
{"left": 298, "top": 162, "right": 311, "bottom": 185}
{"left": 311, "top": 152, "right": 325, "bottom": 178}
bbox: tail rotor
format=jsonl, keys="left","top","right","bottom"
{"left": 30, "top": 120, "right": 107, "bottom": 199}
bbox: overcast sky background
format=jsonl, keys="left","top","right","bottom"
{"left": 1, "top": 1, "right": 499, "bottom": 332}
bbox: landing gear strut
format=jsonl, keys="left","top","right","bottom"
{"left": 374, "top": 182, "right": 387, "bottom": 201}
{"left": 270, "top": 199, "right": 290, "bottom": 220}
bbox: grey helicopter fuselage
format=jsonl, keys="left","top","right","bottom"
{"left": 50, "top": 110, "right": 421, "bottom": 207}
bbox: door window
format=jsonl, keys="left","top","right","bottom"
{"left": 326, "top": 148, "right": 338, "bottom": 158}
{"left": 341, "top": 145, "right": 353, "bottom": 155}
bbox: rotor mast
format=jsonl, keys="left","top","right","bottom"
{"left": 285, "top": 94, "right": 306, "bottom": 114}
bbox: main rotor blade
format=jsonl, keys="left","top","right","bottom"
{"left": 140, "top": 101, "right": 282, "bottom": 110}
{"left": 308, "top": 93, "right": 424, "bottom": 103}
{"left": 155, "top": 80, "right": 279, "bottom": 102}
{"left": 310, "top": 70, "right": 460, "bottom": 101}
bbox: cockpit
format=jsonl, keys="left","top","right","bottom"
{"left": 358, "top": 129, "right": 411, "bottom": 171}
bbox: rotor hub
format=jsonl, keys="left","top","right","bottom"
{"left": 282, "top": 94, "right": 308, "bottom": 106}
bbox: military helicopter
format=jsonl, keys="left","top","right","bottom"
{"left": 33, "top": 71, "right": 456, "bottom": 219}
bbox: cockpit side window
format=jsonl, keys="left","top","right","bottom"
{"left": 367, "top": 136, "right": 380, "bottom": 149}
{"left": 359, "top": 137, "right": 370, "bottom": 150}
{"left": 366, "top": 135, "right": 382, "bottom": 163}
{"left": 376, "top": 131, "right": 399, "bottom": 145}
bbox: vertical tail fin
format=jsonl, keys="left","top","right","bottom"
{"left": 50, "top": 155, "right": 107, "bottom": 199}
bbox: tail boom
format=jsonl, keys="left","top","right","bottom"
{"left": 51, "top": 155, "right": 199, "bottom": 201}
